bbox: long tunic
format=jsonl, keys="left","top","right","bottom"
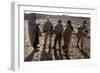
{"left": 28, "top": 13, "right": 37, "bottom": 47}
{"left": 63, "top": 26, "right": 73, "bottom": 46}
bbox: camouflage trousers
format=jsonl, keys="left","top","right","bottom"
{"left": 54, "top": 33, "right": 62, "bottom": 49}
{"left": 44, "top": 32, "right": 53, "bottom": 48}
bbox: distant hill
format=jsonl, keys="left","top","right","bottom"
{"left": 24, "top": 13, "right": 90, "bottom": 20}
{"left": 24, "top": 13, "right": 90, "bottom": 26}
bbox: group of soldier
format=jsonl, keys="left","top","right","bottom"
{"left": 28, "top": 13, "right": 89, "bottom": 59}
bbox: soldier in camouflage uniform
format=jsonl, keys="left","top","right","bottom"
{"left": 53, "top": 20, "right": 64, "bottom": 59}
{"left": 62, "top": 20, "right": 73, "bottom": 59}
{"left": 43, "top": 18, "right": 53, "bottom": 51}
{"left": 76, "top": 20, "right": 88, "bottom": 49}
{"left": 53, "top": 20, "right": 64, "bottom": 49}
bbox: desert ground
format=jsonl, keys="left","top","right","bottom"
{"left": 24, "top": 17, "right": 90, "bottom": 62}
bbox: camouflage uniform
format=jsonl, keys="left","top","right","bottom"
{"left": 53, "top": 20, "right": 64, "bottom": 60}
{"left": 43, "top": 19, "right": 53, "bottom": 50}
{"left": 76, "top": 21, "right": 88, "bottom": 49}
{"left": 53, "top": 20, "right": 64, "bottom": 49}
